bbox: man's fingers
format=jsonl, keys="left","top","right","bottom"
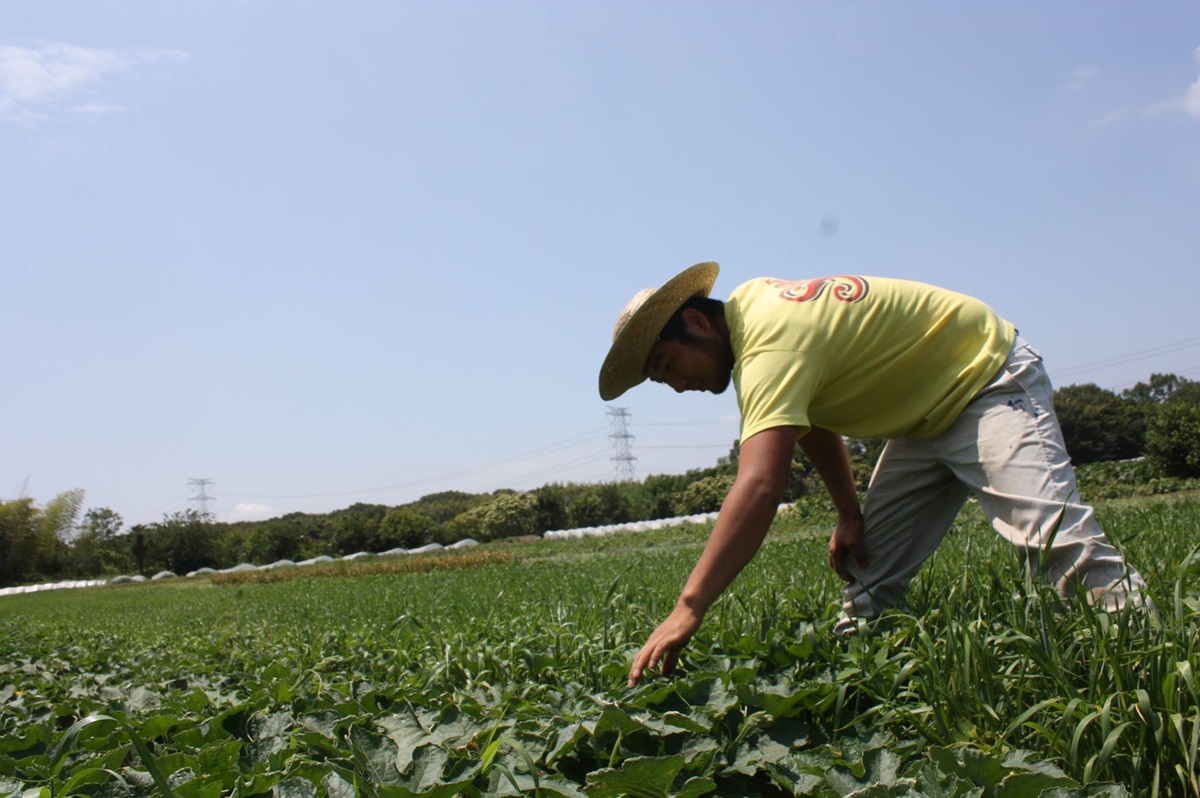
{"left": 628, "top": 610, "right": 701, "bottom": 687}
{"left": 829, "top": 525, "right": 867, "bottom": 583}
{"left": 628, "top": 653, "right": 646, "bottom": 686}
{"left": 627, "top": 647, "right": 648, "bottom": 687}
{"left": 628, "top": 636, "right": 683, "bottom": 687}
{"left": 628, "top": 642, "right": 661, "bottom": 687}
{"left": 832, "top": 557, "right": 852, "bottom": 582}
{"left": 829, "top": 541, "right": 849, "bottom": 582}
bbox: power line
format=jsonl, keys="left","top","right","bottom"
{"left": 639, "top": 444, "right": 730, "bottom": 450}
{"left": 189, "top": 334, "right": 1200, "bottom": 513}
{"left": 1054, "top": 335, "right": 1200, "bottom": 380}
{"left": 500, "top": 451, "right": 618, "bottom": 490}
{"left": 223, "top": 426, "right": 612, "bottom": 500}
{"left": 127, "top": 493, "right": 190, "bottom": 526}
{"left": 636, "top": 419, "right": 737, "bottom": 427}
{"left": 1105, "top": 363, "right": 1200, "bottom": 392}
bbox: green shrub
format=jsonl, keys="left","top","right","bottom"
{"left": 1074, "top": 457, "right": 1200, "bottom": 500}
{"left": 1145, "top": 400, "right": 1200, "bottom": 478}
{"left": 376, "top": 507, "right": 434, "bottom": 550}
{"left": 566, "top": 483, "right": 632, "bottom": 529}
{"left": 447, "top": 492, "right": 540, "bottom": 542}
{"left": 672, "top": 474, "right": 736, "bottom": 515}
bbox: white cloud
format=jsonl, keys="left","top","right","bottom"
{"left": 1171, "top": 46, "right": 1200, "bottom": 118}
{"left": 1064, "top": 65, "right": 1097, "bottom": 91}
{"left": 1184, "top": 46, "right": 1200, "bottom": 118}
{"left": 1088, "top": 46, "right": 1200, "bottom": 125}
{"left": 0, "top": 42, "right": 187, "bottom": 122}
{"left": 1087, "top": 106, "right": 1128, "bottom": 127}
{"left": 231, "top": 502, "right": 276, "bottom": 521}
{"left": 73, "top": 102, "right": 125, "bottom": 115}
{"left": 1184, "top": 78, "right": 1200, "bottom": 118}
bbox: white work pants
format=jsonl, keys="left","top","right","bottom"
{"left": 838, "top": 337, "right": 1150, "bottom": 630}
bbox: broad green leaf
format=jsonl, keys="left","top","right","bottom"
{"left": 671, "top": 677, "right": 736, "bottom": 719}
{"left": 728, "top": 718, "right": 812, "bottom": 778}
{"left": 837, "top": 781, "right": 918, "bottom": 797}
{"left": 322, "top": 771, "right": 356, "bottom": 798}
{"left": 824, "top": 746, "right": 906, "bottom": 794}
{"left": 139, "top": 714, "right": 184, "bottom": 742}
{"left": 348, "top": 725, "right": 404, "bottom": 786}
{"left": 545, "top": 721, "right": 593, "bottom": 768}
{"left": 735, "top": 673, "right": 836, "bottom": 718}
{"left": 234, "top": 771, "right": 284, "bottom": 796}
{"left": 908, "top": 760, "right": 985, "bottom": 798}
{"left": 763, "top": 767, "right": 824, "bottom": 796}
{"left": 378, "top": 705, "right": 476, "bottom": 775}
{"left": 641, "top": 711, "right": 709, "bottom": 735}
{"left": 584, "top": 754, "right": 685, "bottom": 798}
{"left": 299, "top": 712, "right": 341, "bottom": 740}
{"left": 1040, "top": 785, "right": 1132, "bottom": 797}
{"left": 250, "top": 710, "right": 296, "bottom": 738}
{"left": 594, "top": 705, "right": 643, "bottom": 737}
{"left": 249, "top": 711, "right": 298, "bottom": 764}
{"left": 273, "top": 776, "right": 318, "bottom": 798}
{"left": 671, "top": 775, "right": 716, "bottom": 798}
{"left": 998, "top": 749, "right": 1070, "bottom": 779}
{"left": 0, "top": 726, "right": 51, "bottom": 757}
{"left": 376, "top": 745, "right": 474, "bottom": 798}
{"left": 994, "top": 771, "right": 1076, "bottom": 798}
{"left": 484, "top": 768, "right": 589, "bottom": 798}
{"left": 194, "top": 740, "right": 241, "bottom": 776}
{"left": 629, "top": 682, "right": 679, "bottom": 709}
{"left": 727, "top": 738, "right": 789, "bottom": 778}
{"left": 400, "top": 745, "right": 452, "bottom": 794}
{"left": 172, "top": 779, "right": 225, "bottom": 798}
{"left": 127, "top": 686, "right": 162, "bottom": 712}
{"left": 928, "top": 747, "right": 1009, "bottom": 786}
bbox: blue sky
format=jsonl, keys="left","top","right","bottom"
{"left": 3, "top": 2, "right": 1198, "bottom": 526}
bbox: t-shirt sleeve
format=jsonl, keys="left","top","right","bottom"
{"left": 736, "top": 349, "right": 825, "bottom": 443}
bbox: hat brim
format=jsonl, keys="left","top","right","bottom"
{"left": 598, "top": 261, "right": 719, "bottom": 401}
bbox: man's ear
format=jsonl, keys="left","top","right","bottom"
{"left": 680, "top": 307, "right": 712, "bottom": 333}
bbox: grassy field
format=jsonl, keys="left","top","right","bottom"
{"left": 2, "top": 495, "right": 1200, "bottom": 797}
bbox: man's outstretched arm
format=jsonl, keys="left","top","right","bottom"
{"left": 627, "top": 425, "right": 797, "bottom": 687}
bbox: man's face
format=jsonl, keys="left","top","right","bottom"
{"left": 643, "top": 310, "right": 735, "bottom": 395}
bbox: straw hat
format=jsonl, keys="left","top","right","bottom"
{"left": 598, "top": 261, "right": 720, "bottom": 400}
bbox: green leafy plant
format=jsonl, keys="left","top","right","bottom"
{"left": 1, "top": 496, "right": 1197, "bottom": 795}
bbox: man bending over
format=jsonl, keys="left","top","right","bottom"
{"left": 598, "top": 262, "right": 1152, "bottom": 688}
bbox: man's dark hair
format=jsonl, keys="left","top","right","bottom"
{"left": 658, "top": 295, "right": 725, "bottom": 343}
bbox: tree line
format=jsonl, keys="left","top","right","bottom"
{"left": 4, "top": 373, "right": 1200, "bottom": 587}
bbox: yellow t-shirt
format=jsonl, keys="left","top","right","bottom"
{"left": 727, "top": 275, "right": 1015, "bottom": 443}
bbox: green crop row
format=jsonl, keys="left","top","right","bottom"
{"left": 2, "top": 497, "right": 1199, "bottom": 796}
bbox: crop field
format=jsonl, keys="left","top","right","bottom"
{"left": 3, "top": 496, "right": 1200, "bottom": 797}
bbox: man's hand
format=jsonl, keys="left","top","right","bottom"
{"left": 626, "top": 426, "right": 796, "bottom": 689}
{"left": 797, "top": 427, "right": 868, "bottom": 584}
{"left": 627, "top": 604, "right": 704, "bottom": 687}
{"left": 828, "top": 514, "right": 868, "bottom": 582}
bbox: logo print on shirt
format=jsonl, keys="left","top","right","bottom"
{"left": 765, "top": 276, "right": 870, "bottom": 303}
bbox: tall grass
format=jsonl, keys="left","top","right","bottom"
{"left": 1, "top": 496, "right": 1198, "bottom": 795}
